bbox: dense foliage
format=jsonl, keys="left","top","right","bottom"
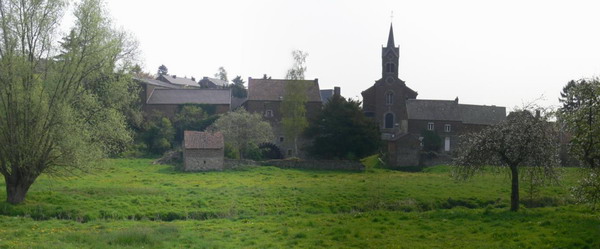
{"left": 0, "top": 0, "right": 137, "bottom": 204}
{"left": 306, "top": 95, "right": 381, "bottom": 160}
{"left": 559, "top": 78, "right": 600, "bottom": 169}
{"left": 453, "top": 109, "right": 560, "bottom": 211}
{"left": 559, "top": 78, "right": 600, "bottom": 206}
{"left": 421, "top": 130, "right": 442, "bottom": 152}
{"left": 212, "top": 108, "right": 273, "bottom": 158}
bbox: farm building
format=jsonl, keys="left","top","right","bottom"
{"left": 183, "top": 131, "right": 224, "bottom": 171}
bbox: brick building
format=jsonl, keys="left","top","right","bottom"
{"left": 362, "top": 24, "right": 506, "bottom": 166}
{"left": 243, "top": 78, "right": 323, "bottom": 157}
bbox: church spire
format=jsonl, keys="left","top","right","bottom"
{"left": 387, "top": 23, "right": 395, "bottom": 48}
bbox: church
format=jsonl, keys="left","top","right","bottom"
{"left": 362, "top": 24, "right": 506, "bottom": 167}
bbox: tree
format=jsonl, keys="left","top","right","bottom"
{"left": 421, "top": 130, "right": 442, "bottom": 152}
{"left": 559, "top": 78, "right": 600, "bottom": 169}
{"left": 453, "top": 110, "right": 560, "bottom": 212}
{"left": 141, "top": 114, "right": 175, "bottom": 155}
{"left": 212, "top": 108, "right": 273, "bottom": 159}
{"left": 230, "top": 75, "right": 247, "bottom": 98}
{"left": 158, "top": 64, "right": 168, "bottom": 76}
{"left": 281, "top": 50, "right": 309, "bottom": 156}
{"left": 306, "top": 94, "right": 381, "bottom": 160}
{"left": 559, "top": 78, "right": 600, "bottom": 206}
{"left": 215, "top": 66, "right": 228, "bottom": 82}
{"left": 0, "top": 0, "right": 136, "bottom": 204}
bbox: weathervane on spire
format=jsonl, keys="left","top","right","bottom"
{"left": 391, "top": 11, "right": 394, "bottom": 23}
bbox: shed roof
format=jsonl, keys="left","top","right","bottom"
{"left": 147, "top": 89, "right": 231, "bottom": 105}
{"left": 184, "top": 131, "right": 224, "bottom": 149}
{"left": 247, "top": 78, "right": 322, "bottom": 102}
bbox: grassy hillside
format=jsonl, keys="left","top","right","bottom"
{"left": 0, "top": 158, "right": 598, "bottom": 248}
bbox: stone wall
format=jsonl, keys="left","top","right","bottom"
{"left": 183, "top": 148, "right": 224, "bottom": 171}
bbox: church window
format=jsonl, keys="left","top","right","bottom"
{"left": 385, "top": 92, "right": 394, "bottom": 105}
{"left": 444, "top": 124, "right": 451, "bottom": 132}
{"left": 427, "top": 122, "right": 435, "bottom": 131}
{"left": 385, "top": 113, "right": 394, "bottom": 129}
{"left": 386, "top": 63, "right": 395, "bottom": 73}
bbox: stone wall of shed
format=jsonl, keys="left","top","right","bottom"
{"left": 183, "top": 148, "right": 224, "bottom": 171}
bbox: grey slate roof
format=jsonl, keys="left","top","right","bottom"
{"left": 320, "top": 89, "right": 334, "bottom": 104}
{"left": 199, "top": 77, "right": 229, "bottom": 88}
{"left": 406, "top": 99, "right": 506, "bottom": 125}
{"left": 147, "top": 89, "right": 231, "bottom": 105}
{"left": 158, "top": 75, "right": 199, "bottom": 87}
{"left": 184, "top": 131, "right": 224, "bottom": 149}
{"left": 459, "top": 104, "right": 506, "bottom": 125}
{"left": 134, "top": 77, "right": 184, "bottom": 89}
{"left": 406, "top": 99, "right": 461, "bottom": 121}
{"left": 247, "top": 78, "right": 322, "bottom": 102}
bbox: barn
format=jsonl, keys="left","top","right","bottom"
{"left": 183, "top": 131, "right": 224, "bottom": 171}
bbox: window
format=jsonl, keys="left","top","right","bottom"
{"left": 385, "top": 91, "right": 394, "bottom": 105}
{"left": 265, "top": 110, "right": 273, "bottom": 117}
{"left": 427, "top": 122, "right": 434, "bottom": 131}
{"left": 287, "top": 149, "right": 293, "bottom": 156}
{"left": 385, "top": 113, "right": 394, "bottom": 129}
{"left": 386, "top": 63, "right": 395, "bottom": 73}
{"left": 444, "top": 124, "right": 451, "bottom": 132}
{"left": 279, "top": 136, "right": 284, "bottom": 142}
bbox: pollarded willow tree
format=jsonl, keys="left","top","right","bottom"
{"left": 0, "top": 0, "right": 137, "bottom": 204}
{"left": 453, "top": 109, "right": 560, "bottom": 211}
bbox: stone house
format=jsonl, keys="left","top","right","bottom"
{"left": 362, "top": 24, "right": 506, "bottom": 166}
{"left": 183, "top": 131, "right": 224, "bottom": 171}
{"left": 243, "top": 77, "right": 323, "bottom": 157}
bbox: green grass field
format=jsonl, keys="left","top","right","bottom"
{"left": 0, "top": 158, "right": 598, "bottom": 248}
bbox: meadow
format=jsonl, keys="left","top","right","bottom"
{"left": 0, "top": 158, "right": 598, "bottom": 248}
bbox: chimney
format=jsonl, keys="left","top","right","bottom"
{"left": 455, "top": 96, "right": 459, "bottom": 103}
{"left": 172, "top": 75, "right": 176, "bottom": 79}
{"left": 334, "top": 86, "right": 341, "bottom": 96}
{"left": 535, "top": 110, "right": 541, "bottom": 119}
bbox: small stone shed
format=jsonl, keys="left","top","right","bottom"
{"left": 183, "top": 131, "right": 224, "bottom": 171}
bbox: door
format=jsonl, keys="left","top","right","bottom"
{"left": 444, "top": 137, "right": 450, "bottom": 152}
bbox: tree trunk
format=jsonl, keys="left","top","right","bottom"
{"left": 510, "top": 165, "right": 520, "bottom": 212}
{"left": 5, "top": 175, "right": 35, "bottom": 205}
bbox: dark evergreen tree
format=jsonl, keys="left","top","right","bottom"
{"left": 231, "top": 75, "right": 248, "bottom": 98}
{"left": 306, "top": 95, "right": 381, "bottom": 160}
{"left": 158, "top": 64, "right": 168, "bottom": 76}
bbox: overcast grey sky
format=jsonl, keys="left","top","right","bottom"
{"left": 103, "top": 0, "right": 600, "bottom": 110}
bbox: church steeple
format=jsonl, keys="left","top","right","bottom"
{"left": 382, "top": 23, "right": 399, "bottom": 79}
{"left": 387, "top": 23, "right": 395, "bottom": 48}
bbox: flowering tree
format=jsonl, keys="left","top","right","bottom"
{"left": 453, "top": 109, "right": 560, "bottom": 211}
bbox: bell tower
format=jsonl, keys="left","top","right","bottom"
{"left": 382, "top": 23, "right": 399, "bottom": 80}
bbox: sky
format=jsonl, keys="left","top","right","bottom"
{"left": 100, "top": 0, "right": 600, "bottom": 111}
